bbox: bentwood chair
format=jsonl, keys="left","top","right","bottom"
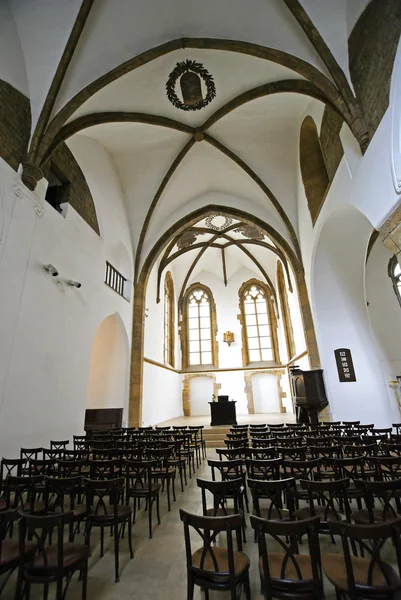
{"left": 15, "top": 511, "right": 91, "bottom": 600}
{"left": 197, "top": 477, "right": 247, "bottom": 542}
{"left": 251, "top": 514, "right": 324, "bottom": 600}
{"left": 84, "top": 477, "right": 133, "bottom": 582}
{"left": 0, "top": 509, "right": 37, "bottom": 596}
{"left": 322, "top": 519, "right": 401, "bottom": 600}
{"left": 180, "top": 509, "right": 251, "bottom": 600}
{"left": 125, "top": 459, "right": 161, "bottom": 539}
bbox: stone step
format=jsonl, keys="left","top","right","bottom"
{"left": 203, "top": 425, "right": 232, "bottom": 447}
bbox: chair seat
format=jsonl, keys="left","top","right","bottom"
{"left": 0, "top": 540, "right": 36, "bottom": 569}
{"left": 205, "top": 508, "right": 237, "bottom": 517}
{"left": 127, "top": 483, "right": 161, "bottom": 497}
{"left": 54, "top": 504, "right": 87, "bottom": 519}
{"left": 30, "top": 543, "right": 91, "bottom": 571}
{"left": 351, "top": 508, "right": 398, "bottom": 524}
{"left": 152, "top": 468, "right": 175, "bottom": 477}
{"left": 192, "top": 546, "right": 249, "bottom": 582}
{"left": 255, "top": 507, "right": 290, "bottom": 521}
{"left": 87, "top": 504, "right": 132, "bottom": 524}
{"left": 322, "top": 553, "right": 399, "bottom": 592}
{"left": 259, "top": 553, "right": 313, "bottom": 581}
{"left": 22, "top": 501, "right": 46, "bottom": 514}
{"left": 294, "top": 505, "right": 343, "bottom": 522}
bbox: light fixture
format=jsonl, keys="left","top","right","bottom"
{"left": 223, "top": 331, "right": 235, "bottom": 346}
{"left": 67, "top": 280, "right": 82, "bottom": 288}
{"left": 43, "top": 264, "right": 59, "bottom": 277}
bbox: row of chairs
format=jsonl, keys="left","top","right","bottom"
{"left": 0, "top": 428, "right": 206, "bottom": 597}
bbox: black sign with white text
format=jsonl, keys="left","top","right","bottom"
{"left": 334, "top": 348, "right": 356, "bottom": 382}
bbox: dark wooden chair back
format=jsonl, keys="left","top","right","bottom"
{"left": 245, "top": 447, "right": 277, "bottom": 460}
{"left": 20, "top": 448, "right": 42, "bottom": 462}
{"left": 4, "top": 475, "right": 43, "bottom": 512}
{"left": 326, "top": 519, "right": 401, "bottom": 599}
{"left": 197, "top": 478, "right": 243, "bottom": 516}
{"left": 300, "top": 478, "right": 351, "bottom": 525}
{"left": 0, "top": 458, "right": 26, "bottom": 480}
{"left": 355, "top": 479, "right": 401, "bottom": 522}
{"left": 245, "top": 458, "right": 281, "bottom": 480}
{"left": 282, "top": 458, "right": 321, "bottom": 481}
{"left": 84, "top": 477, "right": 124, "bottom": 517}
{"left": 251, "top": 514, "right": 324, "bottom": 599}
{"left": 50, "top": 440, "right": 69, "bottom": 450}
{"left": 208, "top": 459, "right": 243, "bottom": 482}
{"left": 248, "top": 477, "right": 296, "bottom": 520}
{"left": 179, "top": 508, "right": 248, "bottom": 594}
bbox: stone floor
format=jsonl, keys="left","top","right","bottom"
{"left": 1, "top": 451, "right": 397, "bottom": 599}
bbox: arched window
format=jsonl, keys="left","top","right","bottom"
{"left": 182, "top": 284, "right": 218, "bottom": 369}
{"left": 389, "top": 256, "right": 401, "bottom": 307}
{"left": 239, "top": 279, "right": 279, "bottom": 366}
{"left": 277, "top": 261, "right": 296, "bottom": 360}
{"left": 164, "top": 272, "right": 175, "bottom": 367}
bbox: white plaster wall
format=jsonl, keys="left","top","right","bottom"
{"left": 190, "top": 377, "right": 214, "bottom": 416}
{"left": 0, "top": 148, "right": 133, "bottom": 457}
{"left": 142, "top": 363, "right": 182, "bottom": 426}
{"left": 252, "top": 373, "right": 280, "bottom": 413}
{"left": 366, "top": 242, "right": 401, "bottom": 422}
{"left": 0, "top": 1, "right": 28, "bottom": 94}
{"left": 87, "top": 314, "right": 129, "bottom": 410}
{"left": 312, "top": 205, "right": 394, "bottom": 426}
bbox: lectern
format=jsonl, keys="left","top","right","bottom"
{"left": 289, "top": 367, "right": 328, "bottom": 424}
{"left": 209, "top": 401, "right": 237, "bottom": 426}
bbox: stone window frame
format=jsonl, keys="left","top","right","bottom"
{"left": 388, "top": 255, "right": 401, "bottom": 308}
{"left": 238, "top": 278, "right": 280, "bottom": 367}
{"left": 163, "top": 271, "right": 175, "bottom": 368}
{"left": 181, "top": 282, "right": 218, "bottom": 371}
{"left": 276, "top": 260, "right": 296, "bottom": 361}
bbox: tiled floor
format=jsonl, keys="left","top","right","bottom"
{"left": 1, "top": 452, "right": 396, "bottom": 599}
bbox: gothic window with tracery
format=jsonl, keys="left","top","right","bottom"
{"left": 182, "top": 284, "right": 217, "bottom": 368}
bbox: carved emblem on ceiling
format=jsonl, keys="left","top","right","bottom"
{"left": 166, "top": 60, "right": 216, "bottom": 112}
{"left": 177, "top": 231, "right": 199, "bottom": 249}
{"left": 205, "top": 214, "right": 233, "bottom": 231}
{"left": 235, "top": 224, "right": 265, "bottom": 240}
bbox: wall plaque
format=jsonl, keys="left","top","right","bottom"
{"left": 334, "top": 348, "right": 356, "bottom": 382}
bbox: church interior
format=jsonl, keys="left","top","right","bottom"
{"left": 2, "top": 0, "right": 401, "bottom": 598}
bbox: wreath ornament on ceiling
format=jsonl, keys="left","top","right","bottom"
{"left": 166, "top": 60, "right": 216, "bottom": 111}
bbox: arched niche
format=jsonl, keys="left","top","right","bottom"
{"left": 311, "top": 204, "right": 393, "bottom": 425}
{"left": 300, "top": 116, "right": 329, "bottom": 224}
{"left": 86, "top": 313, "right": 130, "bottom": 412}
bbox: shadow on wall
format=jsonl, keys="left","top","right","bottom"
{"left": 86, "top": 312, "right": 129, "bottom": 411}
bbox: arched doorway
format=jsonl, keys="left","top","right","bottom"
{"left": 87, "top": 313, "right": 130, "bottom": 413}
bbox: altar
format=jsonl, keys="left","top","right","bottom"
{"left": 209, "top": 400, "right": 237, "bottom": 426}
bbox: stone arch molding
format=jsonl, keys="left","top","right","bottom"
{"left": 182, "top": 373, "right": 221, "bottom": 416}
{"left": 390, "top": 37, "right": 401, "bottom": 195}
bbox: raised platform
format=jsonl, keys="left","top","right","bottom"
{"left": 156, "top": 413, "right": 296, "bottom": 447}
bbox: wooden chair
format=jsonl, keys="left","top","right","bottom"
{"left": 208, "top": 458, "right": 249, "bottom": 513}
{"left": 50, "top": 440, "right": 69, "bottom": 450}
{"left": 0, "top": 509, "right": 37, "bottom": 596}
{"left": 148, "top": 447, "right": 177, "bottom": 511}
{"left": 16, "top": 511, "right": 90, "bottom": 600}
{"left": 197, "top": 477, "right": 247, "bottom": 541}
{"left": 180, "top": 509, "right": 251, "bottom": 600}
{"left": 282, "top": 458, "right": 321, "bottom": 503}
{"left": 323, "top": 519, "right": 401, "bottom": 600}
{"left": 295, "top": 478, "right": 351, "bottom": 532}
{"left": 246, "top": 447, "right": 277, "bottom": 460}
{"left": 45, "top": 476, "right": 86, "bottom": 542}
{"left": 4, "top": 475, "right": 45, "bottom": 514}
{"left": 125, "top": 459, "right": 161, "bottom": 539}
{"left": 245, "top": 458, "right": 281, "bottom": 481}
{"left": 251, "top": 514, "right": 324, "bottom": 600}
{"left": 248, "top": 477, "right": 296, "bottom": 521}
{"left": 352, "top": 478, "right": 401, "bottom": 523}
{"left": 84, "top": 477, "right": 133, "bottom": 582}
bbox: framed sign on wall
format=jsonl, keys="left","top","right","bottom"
{"left": 334, "top": 348, "right": 356, "bottom": 382}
